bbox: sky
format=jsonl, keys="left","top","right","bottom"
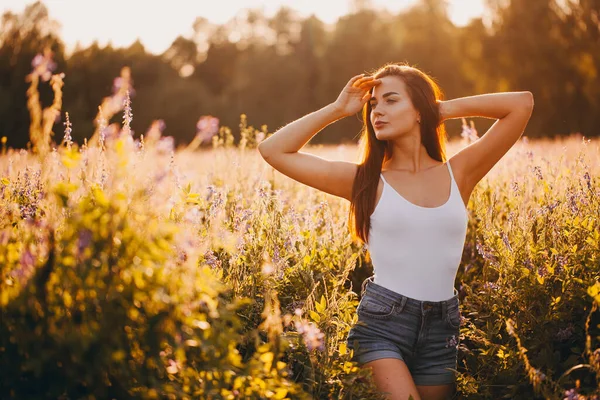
{"left": 2, "top": 0, "right": 487, "bottom": 55}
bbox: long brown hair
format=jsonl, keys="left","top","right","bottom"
{"left": 349, "top": 62, "right": 448, "bottom": 245}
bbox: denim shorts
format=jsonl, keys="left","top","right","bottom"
{"left": 346, "top": 276, "right": 461, "bottom": 386}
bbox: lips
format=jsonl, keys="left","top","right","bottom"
{"left": 374, "top": 121, "right": 387, "bottom": 128}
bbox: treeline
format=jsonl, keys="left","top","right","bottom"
{"left": 1, "top": 0, "right": 599, "bottom": 149}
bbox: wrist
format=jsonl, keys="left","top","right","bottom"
{"left": 438, "top": 100, "right": 449, "bottom": 122}
{"left": 327, "top": 102, "right": 347, "bottom": 120}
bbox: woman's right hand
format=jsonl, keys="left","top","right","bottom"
{"left": 333, "top": 74, "right": 381, "bottom": 118}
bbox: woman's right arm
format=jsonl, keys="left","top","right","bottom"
{"left": 257, "top": 74, "right": 380, "bottom": 201}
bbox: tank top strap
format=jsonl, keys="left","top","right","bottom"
{"left": 380, "top": 172, "right": 388, "bottom": 184}
{"left": 446, "top": 160, "right": 455, "bottom": 183}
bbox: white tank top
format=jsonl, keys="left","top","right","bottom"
{"left": 367, "top": 160, "right": 468, "bottom": 301}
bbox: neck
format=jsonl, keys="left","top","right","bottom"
{"left": 382, "top": 131, "right": 437, "bottom": 173}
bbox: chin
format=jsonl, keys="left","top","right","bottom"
{"left": 376, "top": 131, "right": 401, "bottom": 141}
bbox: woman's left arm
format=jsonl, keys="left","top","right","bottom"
{"left": 439, "top": 92, "right": 532, "bottom": 121}
{"left": 438, "top": 91, "right": 534, "bottom": 196}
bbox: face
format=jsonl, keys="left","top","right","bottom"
{"left": 368, "top": 76, "right": 420, "bottom": 140}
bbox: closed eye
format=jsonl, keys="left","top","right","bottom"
{"left": 369, "top": 99, "right": 397, "bottom": 108}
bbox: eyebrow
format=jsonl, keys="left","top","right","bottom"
{"left": 369, "top": 92, "right": 400, "bottom": 102}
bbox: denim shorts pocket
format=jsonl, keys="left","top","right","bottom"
{"left": 446, "top": 304, "right": 461, "bottom": 329}
{"left": 357, "top": 295, "right": 395, "bottom": 320}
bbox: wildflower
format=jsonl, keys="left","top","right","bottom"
{"left": 445, "top": 334, "right": 458, "bottom": 348}
{"left": 195, "top": 116, "right": 220, "bottom": 145}
{"left": 537, "top": 264, "right": 548, "bottom": 278}
{"left": 583, "top": 171, "right": 591, "bottom": 190}
{"left": 31, "top": 47, "right": 57, "bottom": 82}
{"left": 62, "top": 112, "right": 73, "bottom": 150}
{"left": 566, "top": 190, "right": 579, "bottom": 214}
{"left": 524, "top": 258, "right": 534, "bottom": 271}
{"left": 295, "top": 320, "right": 325, "bottom": 351}
{"left": 531, "top": 368, "right": 546, "bottom": 384}
{"left": 208, "top": 191, "right": 224, "bottom": 216}
{"left": 122, "top": 90, "right": 133, "bottom": 137}
{"left": 511, "top": 180, "right": 519, "bottom": 193}
{"left": 533, "top": 165, "right": 543, "bottom": 180}
{"left": 144, "top": 119, "right": 166, "bottom": 145}
{"left": 546, "top": 200, "right": 560, "bottom": 213}
{"left": 563, "top": 388, "right": 584, "bottom": 400}
{"left": 460, "top": 118, "right": 479, "bottom": 143}
{"left": 463, "top": 263, "right": 473, "bottom": 274}
{"left": 76, "top": 229, "right": 93, "bottom": 258}
{"left": 11, "top": 249, "right": 36, "bottom": 285}
{"left": 555, "top": 324, "right": 575, "bottom": 341}
{"left": 258, "top": 186, "right": 269, "bottom": 199}
{"left": 112, "top": 66, "right": 135, "bottom": 97}
{"left": 156, "top": 136, "right": 174, "bottom": 154}
{"left": 476, "top": 242, "right": 497, "bottom": 263}
{"left": 283, "top": 237, "right": 294, "bottom": 252}
{"left": 203, "top": 250, "right": 221, "bottom": 268}
{"left": 483, "top": 281, "right": 500, "bottom": 291}
{"left": 501, "top": 232, "right": 512, "bottom": 252}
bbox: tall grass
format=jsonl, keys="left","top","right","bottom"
{"left": 0, "top": 52, "right": 599, "bottom": 399}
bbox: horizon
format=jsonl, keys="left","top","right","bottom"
{"left": 2, "top": 0, "right": 488, "bottom": 55}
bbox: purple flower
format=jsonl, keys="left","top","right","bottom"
{"left": 295, "top": 320, "right": 325, "bottom": 351}
{"left": 483, "top": 281, "right": 500, "bottom": 291}
{"left": 31, "top": 48, "right": 57, "bottom": 82}
{"left": 537, "top": 264, "right": 548, "bottom": 277}
{"left": 156, "top": 137, "right": 174, "bottom": 154}
{"left": 511, "top": 181, "right": 519, "bottom": 193}
{"left": 463, "top": 263, "right": 473, "bottom": 274}
{"left": 583, "top": 171, "right": 591, "bottom": 190}
{"left": 195, "top": 116, "right": 220, "bottom": 145}
{"left": 77, "top": 229, "right": 93, "bottom": 257}
{"left": 11, "top": 249, "right": 36, "bottom": 285}
{"left": 203, "top": 250, "right": 221, "bottom": 268}
{"left": 476, "top": 242, "right": 498, "bottom": 264}
{"left": 564, "top": 388, "right": 579, "bottom": 400}
{"left": 555, "top": 324, "right": 575, "bottom": 341}
{"left": 524, "top": 258, "right": 534, "bottom": 271}
{"left": 501, "top": 232, "right": 512, "bottom": 252}
{"left": 566, "top": 190, "right": 579, "bottom": 214}
{"left": 445, "top": 334, "right": 459, "bottom": 348}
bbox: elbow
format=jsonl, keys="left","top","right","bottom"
{"left": 257, "top": 143, "right": 267, "bottom": 158}
{"left": 521, "top": 91, "right": 534, "bottom": 110}
{"left": 257, "top": 142, "right": 271, "bottom": 160}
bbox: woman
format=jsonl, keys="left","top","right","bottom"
{"left": 257, "top": 62, "right": 534, "bottom": 400}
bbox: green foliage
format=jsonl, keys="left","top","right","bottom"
{"left": 1, "top": 68, "right": 600, "bottom": 398}
{"left": 2, "top": 0, "right": 600, "bottom": 152}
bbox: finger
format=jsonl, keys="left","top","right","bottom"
{"left": 361, "top": 91, "right": 372, "bottom": 103}
{"left": 357, "top": 79, "right": 381, "bottom": 90}
{"left": 352, "top": 75, "right": 376, "bottom": 88}
{"left": 349, "top": 74, "right": 365, "bottom": 86}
